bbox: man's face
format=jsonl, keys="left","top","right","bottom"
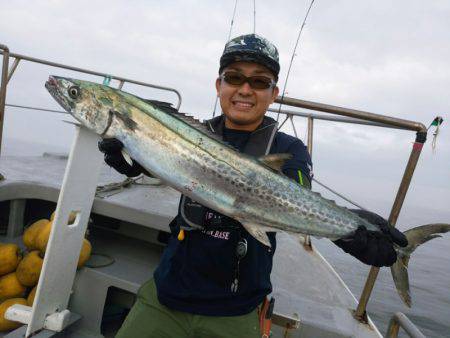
{"left": 215, "top": 61, "right": 279, "bottom": 131}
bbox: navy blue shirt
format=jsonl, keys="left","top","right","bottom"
{"left": 154, "top": 127, "right": 312, "bottom": 316}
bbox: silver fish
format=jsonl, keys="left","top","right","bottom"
{"left": 46, "top": 76, "right": 450, "bottom": 307}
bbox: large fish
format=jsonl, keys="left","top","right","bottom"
{"left": 46, "top": 76, "right": 449, "bottom": 307}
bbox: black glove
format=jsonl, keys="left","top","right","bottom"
{"left": 334, "top": 209, "right": 408, "bottom": 267}
{"left": 98, "top": 138, "right": 150, "bottom": 177}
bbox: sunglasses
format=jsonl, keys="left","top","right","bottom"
{"left": 220, "top": 71, "right": 276, "bottom": 90}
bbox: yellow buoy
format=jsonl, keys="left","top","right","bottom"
{"left": 0, "top": 273, "right": 26, "bottom": 302}
{"left": 0, "top": 244, "right": 22, "bottom": 277}
{"left": 77, "top": 239, "right": 92, "bottom": 269}
{"left": 16, "top": 251, "right": 43, "bottom": 287}
{"left": 27, "top": 286, "right": 37, "bottom": 306}
{"left": 0, "top": 298, "right": 27, "bottom": 331}
{"left": 23, "top": 219, "right": 48, "bottom": 250}
{"left": 35, "top": 221, "right": 53, "bottom": 254}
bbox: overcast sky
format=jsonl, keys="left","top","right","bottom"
{"left": 1, "top": 0, "right": 449, "bottom": 226}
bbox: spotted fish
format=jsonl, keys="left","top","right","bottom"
{"left": 46, "top": 76, "right": 450, "bottom": 307}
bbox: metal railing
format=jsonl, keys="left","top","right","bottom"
{"left": 0, "top": 44, "right": 182, "bottom": 157}
{"left": 386, "top": 312, "right": 426, "bottom": 338}
{"left": 1, "top": 44, "right": 429, "bottom": 322}
{"left": 0, "top": 44, "right": 9, "bottom": 157}
{"left": 272, "top": 95, "right": 427, "bottom": 320}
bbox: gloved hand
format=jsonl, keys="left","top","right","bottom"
{"left": 98, "top": 138, "right": 150, "bottom": 177}
{"left": 334, "top": 209, "right": 408, "bottom": 267}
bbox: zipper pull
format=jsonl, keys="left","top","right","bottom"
{"left": 231, "top": 277, "right": 239, "bottom": 293}
{"left": 231, "top": 258, "right": 240, "bottom": 293}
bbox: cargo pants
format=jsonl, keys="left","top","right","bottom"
{"left": 115, "top": 279, "right": 260, "bottom": 338}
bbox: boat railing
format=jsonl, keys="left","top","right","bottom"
{"left": 270, "top": 96, "right": 427, "bottom": 320}
{"left": 0, "top": 43, "right": 182, "bottom": 156}
{"left": 0, "top": 43, "right": 429, "bottom": 323}
{"left": 386, "top": 312, "right": 426, "bottom": 338}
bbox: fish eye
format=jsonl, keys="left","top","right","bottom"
{"left": 68, "top": 85, "right": 80, "bottom": 99}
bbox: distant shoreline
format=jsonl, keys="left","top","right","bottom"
{"left": 2, "top": 137, "right": 70, "bottom": 157}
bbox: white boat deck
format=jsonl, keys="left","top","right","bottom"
{"left": 0, "top": 154, "right": 382, "bottom": 337}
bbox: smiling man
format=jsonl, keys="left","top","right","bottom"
{"left": 104, "top": 33, "right": 403, "bottom": 338}
{"left": 216, "top": 62, "right": 279, "bottom": 130}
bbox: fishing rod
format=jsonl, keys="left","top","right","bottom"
{"left": 276, "top": 0, "right": 316, "bottom": 123}
{"left": 213, "top": 0, "right": 239, "bottom": 117}
{"left": 253, "top": 0, "right": 256, "bottom": 34}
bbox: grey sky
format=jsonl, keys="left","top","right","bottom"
{"left": 1, "top": 0, "right": 449, "bottom": 224}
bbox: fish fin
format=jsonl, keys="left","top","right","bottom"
{"left": 111, "top": 110, "right": 138, "bottom": 131}
{"left": 258, "top": 154, "right": 293, "bottom": 172}
{"left": 241, "top": 222, "right": 273, "bottom": 247}
{"left": 141, "top": 100, "right": 236, "bottom": 148}
{"left": 142, "top": 99, "right": 179, "bottom": 114}
{"left": 391, "top": 255, "right": 411, "bottom": 307}
{"left": 391, "top": 223, "right": 450, "bottom": 307}
{"left": 292, "top": 233, "right": 309, "bottom": 245}
{"left": 121, "top": 150, "right": 133, "bottom": 166}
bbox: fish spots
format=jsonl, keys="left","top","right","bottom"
{"left": 183, "top": 181, "right": 198, "bottom": 193}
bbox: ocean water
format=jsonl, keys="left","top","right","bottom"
{"left": 314, "top": 233, "right": 450, "bottom": 337}
{"left": 4, "top": 138, "right": 450, "bottom": 337}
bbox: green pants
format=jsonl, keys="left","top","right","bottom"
{"left": 115, "top": 279, "right": 260, "bottom": 338}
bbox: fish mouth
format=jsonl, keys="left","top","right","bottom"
{"left": 45, "top": 76, "right": 59, "bottom": 93}
{"left": 45, "top": 76, "right": 73, "bottom": 112}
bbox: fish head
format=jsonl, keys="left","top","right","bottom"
{"left": 45, "top": 76, "right": 117, "bottom": 135}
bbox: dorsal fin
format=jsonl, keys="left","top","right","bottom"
{"left": 141, "top": 98, "right": 234, "bottom": 147}
{"left": 142, "top": 99, "right": 178, "bottom": 114}
{"left": 258, "top": 153, "right": 293, "bottom": 172}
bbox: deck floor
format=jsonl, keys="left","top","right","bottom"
{"left": 0, "top": 155, "right": 382, "bottom": 337}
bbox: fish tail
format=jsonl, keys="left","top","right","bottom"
{"left": 391, "top": 223, "right": 450, "bottom": 307}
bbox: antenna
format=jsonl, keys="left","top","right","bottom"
{"left": 213, "top": 0, "right": 239, "bottom": 117}
{"left": 277, "top": 0, "right": 316, "bottom": 123}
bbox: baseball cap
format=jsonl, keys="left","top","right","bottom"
{"left": 219, "top": 33, "right": 280, "bottom": 79}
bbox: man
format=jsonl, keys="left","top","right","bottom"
{"left": 99, "top": 34, "right": 406, "bottom": 338}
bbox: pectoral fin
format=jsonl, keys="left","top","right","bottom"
{"left": 241, "top": 222, "right": 273, "bottom": 247}
{"left": 121, "top": 150, "right": 133, "bottom": 166}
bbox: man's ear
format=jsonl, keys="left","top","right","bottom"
{"left": 271, "top": 86, "right": 280, "bottom": 102}
{"left": 215, "top": 78, "right": 221, "bottom": 96}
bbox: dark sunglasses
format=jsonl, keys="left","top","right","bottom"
{"left": 220, "top": 71, "right": 276, "bottom": 90}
